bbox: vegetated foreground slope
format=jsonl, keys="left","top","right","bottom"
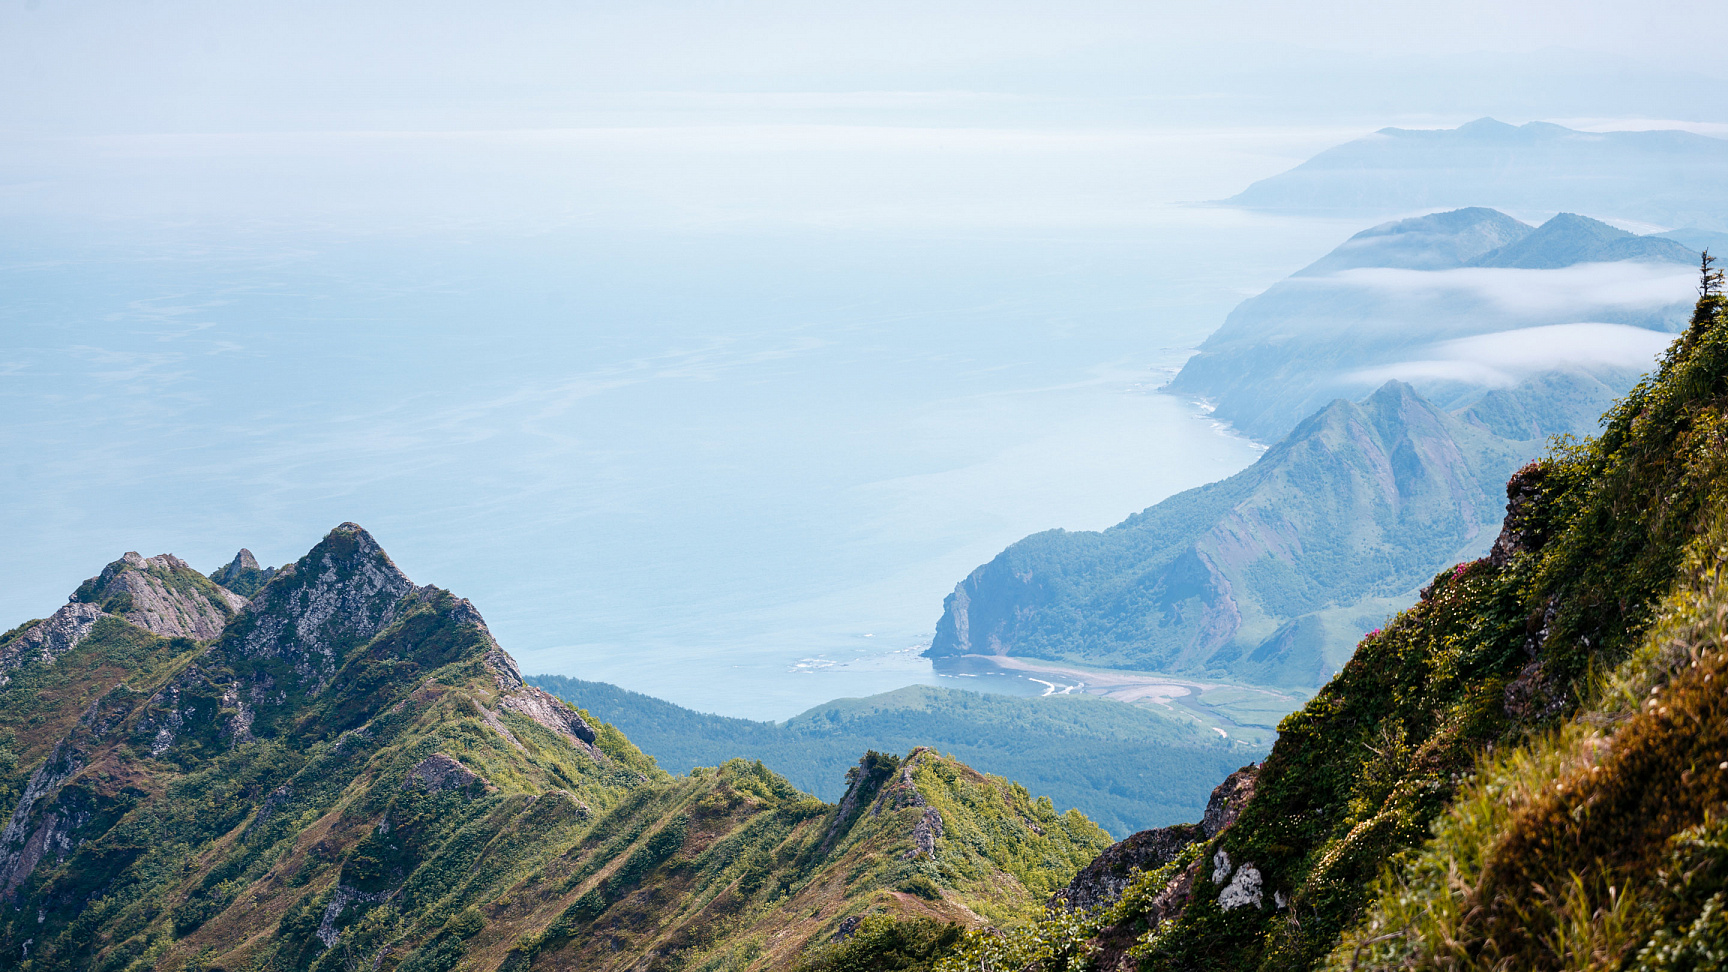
{"left": 926, "top": 380, "right": 1527, "bottom": 689}
{"left": 946, "top": 284, "right": 1728, "bottom": 971}
{"left": 528, "top": 677, "right": 1255, "bottom": 837}
{"left": 0, "top": 525, "right": 1111, "bottom": 972}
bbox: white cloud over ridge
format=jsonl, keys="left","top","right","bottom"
{"left": 1327, "top": 261, "right": 1697, "bottom": 319}
{"left": 1347, "top": 322, "right": 1674, "bottom": 387}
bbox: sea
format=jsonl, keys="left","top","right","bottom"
{"left": 1, "top": 123, "right": 1364, "bottom": 719}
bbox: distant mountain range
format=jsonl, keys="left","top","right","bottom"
{"left": 1168, "top": 207, "right": 1697, "bottom": 443}
{"left": 1223, "top": 117, "right": 1728, "bottom": 230}
{"left": 925, "top": 206, "right": 1702, "bottom": 691}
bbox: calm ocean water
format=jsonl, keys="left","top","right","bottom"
{"left": 1, "top": 126, "right": 1360, "bottom": 719}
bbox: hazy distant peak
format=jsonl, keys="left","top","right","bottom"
{"left": 1224, "top": 118, "right": 1728, "bottom": 229}
{"left": 1468, "top": 211, "right": 1696, "bottom": 269}
{"left": 1448, "top": 117, "right": 1519, "bottom": 136}
{"left": 1365, "top": 378, "right": 1422, "bottom": 406}
{"left": 1294, "top": 207, "right": 1532, "bottom": 276}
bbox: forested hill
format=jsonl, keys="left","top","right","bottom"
{"left": 0, "top": 525, "right": 1114, "bottom": 971}
{"left": 527, "top": 676, "right": 1253, "bottom": 837}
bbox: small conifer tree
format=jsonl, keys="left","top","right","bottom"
{"left": 1700, "top": 249, "right": 1724, "bottom": 299}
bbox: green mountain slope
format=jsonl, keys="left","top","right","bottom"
{"left": 0, "top": 525, "right": 1111, "bottom": 972}
{"left": 925, "top": 380, "right": 1526, "bottom": 688}
{"left": 527, "top": 677, "right": 1255, "bottom": 837}
{"left": 958, "top": 286, "right": 1728, "bottom": 971}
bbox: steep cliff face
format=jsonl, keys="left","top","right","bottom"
{"left": 927, "top": 380, "right": 1524, "bottom": 687}
{"left": 0, "top": 526, "right": 1108, "bottom": 972}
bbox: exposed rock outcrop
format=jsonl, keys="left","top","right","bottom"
{"left": 1200, "top": 764, "right": 1258, "bottom": 837}
{"left": 1212, "top": 851, "right": 1263, "bottom": 910}
{"left": 222, "top": 523, "right": 415, "bottom": 697}
{"left": 209, "top": 548, "right": 278, "bottom": 598}
{"left": 0, "top": 602, "right": 103, "bottom": 686}
{"left": 0, "top": 742, "right": 83, "bottom": 899}
{"left": 1055, "top": 763, "right": 1258, "bottom": 914}
{"left": 72, "top": 552, "right": 245, "bottom": 640}
{"left": 818, "top": 753, "right": 897, "bottom": 856}
{"left": 1488, "top": 461, "right": 1550, "bottom": 568}
{"left": 404, "top": 753, "right": 487, "bottom": 794}
{"left": 1054, "top": 822, "right": 1203, "bottom": 912}
{"left": 1062, "top": 763, "right": 1260, "bottom": 971}
{"left": 905, "top": 806, "right": 945, "bottom": 860}
{"left": 481, "top": 640, "right": 604, "bottom": 759}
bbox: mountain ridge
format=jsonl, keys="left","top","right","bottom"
{"left": 0, "top": 523, "right": 1113, "bottom": 972}
{"left": 1222, "top": 117, "right": 1728, "bottom": 229}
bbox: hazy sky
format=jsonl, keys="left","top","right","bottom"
{"left": 4, "top": 2, "right": 1725, "bottom": 232}
{"left": 3, "top": 2, "right": 1724, "bottom": 136}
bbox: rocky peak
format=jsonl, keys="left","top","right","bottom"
{"left": 209, "top": 547, "right": 277, "bottom": 598}
{"left": 220, "top": 522, "right": 415, "bottom": 695}
{"left": 71, "top": 551, "right": 244, "bottom": 641}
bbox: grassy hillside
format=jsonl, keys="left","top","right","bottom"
{"left": 527, "top": 677, "right": 1256, "bottom": 837}
{"left": 0, "top": 525, "right": 1111, "bottom": 972}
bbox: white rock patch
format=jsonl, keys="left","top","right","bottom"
{"left": 1218, "top": 863, "right": 1264, "bottom": 910}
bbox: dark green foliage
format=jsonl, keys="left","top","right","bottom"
{"left": 794, "top": 916, "right": 964, "bottom": 972}
{"left": 530, "top": 677, "right": 1249, "bottom": 836}
{"left": 898, "top": 875, "right": 943, "bottom": 900}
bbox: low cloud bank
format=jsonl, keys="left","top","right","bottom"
{"left": 1348, "top": 321, "right": 1673, "bottom": 388}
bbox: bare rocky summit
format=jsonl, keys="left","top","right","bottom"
{"left": 221, "top": 522, "right": 416, "bottom": 700}
{"left": 72, "top": 551, "right": 245, "bottom": 640}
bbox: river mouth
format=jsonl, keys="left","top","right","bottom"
{"left": 932, "top": 653, "right": 1309, "bottom": 748}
